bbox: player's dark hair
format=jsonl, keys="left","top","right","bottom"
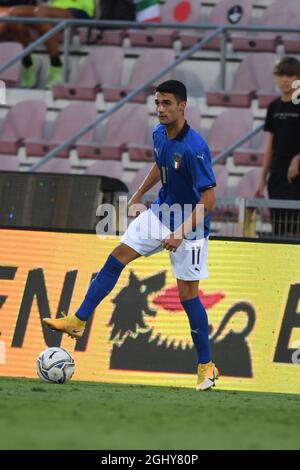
{"left": 155, "top": 80, "right": 187, "bottom": 102}
{"left": 273, "top": 56, "right": 300, "bottom": 76}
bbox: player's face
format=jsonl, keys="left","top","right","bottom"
{"left": 155, "top": 92, "right": 186, "bottom": 126}
{"left": 275, "top": 74, "right": 298, "bottom": 95}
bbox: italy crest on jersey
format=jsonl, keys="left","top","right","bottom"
{"left": 172, "top": 153, "right": 182, "bottom": 170}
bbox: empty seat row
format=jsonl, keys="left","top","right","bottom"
{"left": 0, "top": 44, "right": 205, "bottom": 102}
{"left": 0, "top": 100, "right": 267, "bottom": 167}
{"left": 0, "top": 155, "right": 124, "bottom": 180}
{"left": 0, "top": 100, "right": 201, "bottom": 162}
{"left": 0, "top": 101, "right": 153, "bottom": 161}
{"left": 0, "top": 43, "right": 282, "bottom": 110}
{"left": 207, "top": 53, "right": 279, "bottom": 108}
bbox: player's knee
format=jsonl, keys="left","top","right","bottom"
{"left": 179, "top": 291, "right": 192, "bottom": 303}
{"left": 111, "top": 244, "right": 138, "bottom": 266}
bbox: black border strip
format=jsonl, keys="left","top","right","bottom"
{"left": 0, "top": 225, "right": 300, "bottom": 245}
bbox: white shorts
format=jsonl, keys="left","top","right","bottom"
{"left": 120, "top": 208, "right": 208, "bottom": 281}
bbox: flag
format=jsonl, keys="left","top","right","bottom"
{"left": 135, "top": 0, "right": 161, "bottom": 23}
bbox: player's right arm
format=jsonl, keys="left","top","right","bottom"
{"left": 127, "top": 163, "right": 161, "bottom": 212}
{"left": 254, "top": 132, "right": 273, "bottom": 197}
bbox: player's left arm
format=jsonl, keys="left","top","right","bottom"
{"left": 162, "top": 188, "right": 215, "bottom": 252}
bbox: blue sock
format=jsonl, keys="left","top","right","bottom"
{"left": 181, "top": 296, "right": 211, "bottom": 364}
{"left": 76, "top": 254, "right": 125, "bottom": 321}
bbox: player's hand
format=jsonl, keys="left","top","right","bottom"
{"left": 161, "top": 233, "right": 183, "bottom": 252}
{"left": 287, "top": 156, "right": 300, "bottom": 183}
{"left": 254, "top": 179, "right": 265, "bottom": 198}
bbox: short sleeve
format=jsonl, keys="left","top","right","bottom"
{"left": 264, "top": 102, "right": 274, "bottom": 133}
{"left": 187, "top": 148, "right": 216, "bottom": 192}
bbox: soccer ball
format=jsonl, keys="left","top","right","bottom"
{"left": 36, "top": 347, "right": 75, "bottom": 384}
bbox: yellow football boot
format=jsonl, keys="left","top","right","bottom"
{"left": 196, "top": 361, "right": 219, "bottom": 391}
{"left": 43, "top": 313, "right": 86, "bottom": 339}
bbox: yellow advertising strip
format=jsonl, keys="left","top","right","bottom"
{"left": 0, "top": 229, "right": 300, "bottom": 394}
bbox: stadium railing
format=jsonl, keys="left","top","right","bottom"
{"left": 212, "top": 197, "right": 300, "bottom": 240}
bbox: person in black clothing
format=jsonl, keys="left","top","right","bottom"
{"left": 255, "top": 56, "right": 300, "bottom": 238}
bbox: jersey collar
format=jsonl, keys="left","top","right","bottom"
{"left": 164, "top": 121, "right": 190, "bottom": 141}
{"left": 174, "top": 120, "right": 190, "bottom": 141}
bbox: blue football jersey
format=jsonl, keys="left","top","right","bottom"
{"left": 151, "top": 121, "right": 216, "bottom": 238}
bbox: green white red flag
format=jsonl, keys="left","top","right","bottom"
{"left": 135, "top": 0, "right": 161, "bottom": 23}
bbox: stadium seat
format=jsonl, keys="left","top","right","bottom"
{"left": 235, "top": 167, "right": 265, "bottom": 198}
{"left": 0, "top": 100, "right": 46, "bottom": 154}
{"left": 206, "top": 53, "right": 277, "bottom": 108}
{"left": 181, "top": 0, "right": 253, "bottom": 50}
{"left": 234, "top": 167, "right": 270, "bottom": 222}
{"left": 128, "top": 163, "right": 161, "bottom": 195}
{"left": 211, "top": 164, "right": 234, "bottom": 221}
{"left": 35, "top": 157, "right": 72, "bottom": 174}
{"left": 233, "top": 131, "right": 268, "bottom": 166}
{"left": 84, "top": 160, "right": 123, "bottom": 179}
{"left": 79, "top": 25, "right": 125, "bottom": 46}
{"left": 233, "top": 148, "right": 264, "bottom": 167}
{"left": 206, "top": 109, "right": 253, "bottom": 159}
{"left": 102, "top": 50, "right": 175, "bottom": 103}
{"left": 232, "top": 0, "right": 299, "bottom": 52}
{"left": 213, "top": 164, "right": 228, "bottom": 198}
{"left": 172, "top": 68, "right": 205, "bottom": 98}
{"left": 0, "top": 42, "right": 22, "bottom": 86}
{"left": 25, "top": 103, "right": 98, "bottom": 158}
{"left": 52, "top": 47, "right": 123, "bottom": 101}
{"left": 281, "top": 0, "right": 300, "bottom": 54}
{"left": 128, "top": 0, "right": 202, "bottom": 48}
{"left": 0, "top": 155, "right": 19, "bottom": 171}
{"left": 184, "top": 105, "right": 202, "bottom": 133}
{"left": 77, "top": 103, "right": 149, "bottom": 161}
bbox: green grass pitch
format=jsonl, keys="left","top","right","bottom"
{"left": 0, "top": 377, "right": 299, "bottom": 450}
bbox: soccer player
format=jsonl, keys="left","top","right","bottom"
{"left": 43, "top": 80, "right": 219, "bottom": 391}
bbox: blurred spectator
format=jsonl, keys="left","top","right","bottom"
{"left": 255, "top": 56, "right": 300, "bottom": 238}
{"left": 0, "top": 0, "right": 36, "bottom": 39}
{"left": 8, "top": 0, "right": 94, "bottom": 88}
{"left": 100, "top": 0, "right": 135, "bottom": 22}
{"left": 86, "top": 0, "right": 135, "bottom": 44}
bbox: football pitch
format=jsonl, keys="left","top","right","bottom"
{"left": 0, "top": 377, "right": 299, "bottom": 450}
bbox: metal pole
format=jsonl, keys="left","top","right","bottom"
{"left": 62, "top": 25, "right": 71, "bottom": 83}
{"left": 1, "top": 16, "right": 300, "bottom": 32}
{"left": 28, "top": 26, "right": 225, "bottom": 172}
{"left": 220, "top": 30, "right": 227, "bottom": 91}
{"left": 212, "top": 123, "right": 264, "bottom": 166}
